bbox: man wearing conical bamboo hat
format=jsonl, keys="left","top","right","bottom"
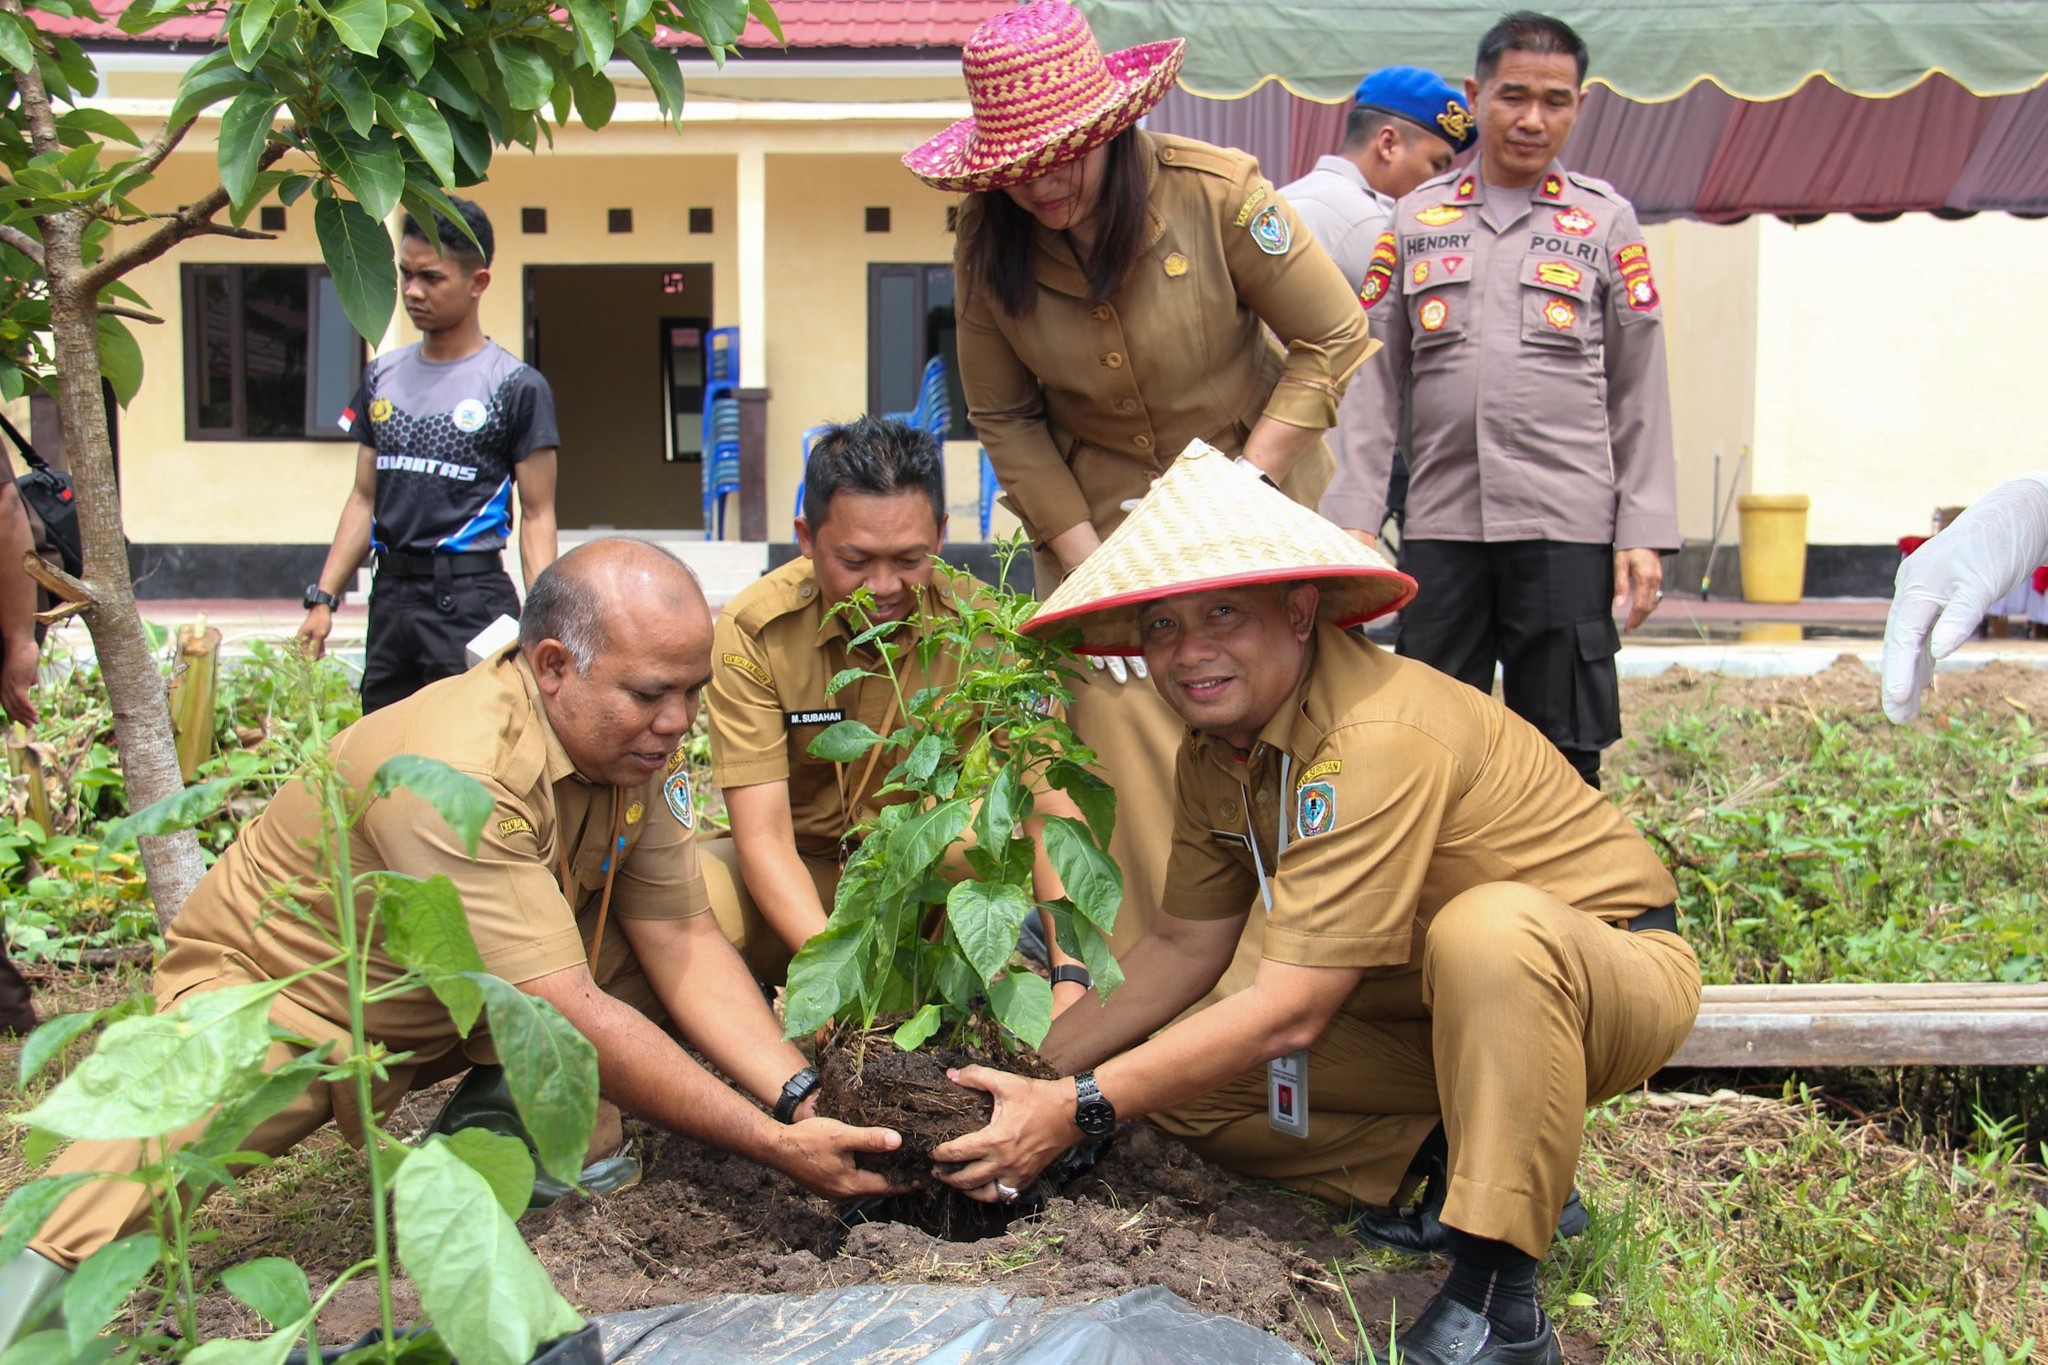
{"left": 933, "top": 442, "right": 1700, "bottom": 1365}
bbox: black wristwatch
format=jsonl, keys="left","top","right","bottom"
{"left": 1072, "top": 1070, "right": 1116, "bottom": 1137}
{"left": 302, "top": 585, "right": 341, "bottom": 611}
{"left": 1050, "top": 964, "right": 1093, "bottom": 990}
{"left": 774, "top": 1066, "right": 820, "bottom": 1124}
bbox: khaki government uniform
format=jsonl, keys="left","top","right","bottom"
{"left": 955, "top": 129, "right": 1374, "bottom": 954}
{"left": 703, "top": 558, "right": 980, "bottom": 978}
{"left": 1151, "top": 626, "right": 1700, "bottom": 1258}
{"left": 34, "top": 650, "right": 706, "bottom": 1267}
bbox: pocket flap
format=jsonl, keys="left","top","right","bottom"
{"left": 1576, "top": 615, "right": 1621, "bottom": 662}
{"left": 1520, "top": 254, "right": 1595, "bottom": 298}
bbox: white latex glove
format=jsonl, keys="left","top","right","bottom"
{"left": 1882, "top": 473, "right": 2048, "bottom": 722}
{"left": 1089, "top": 655, "right": 1147, "bottom": 684}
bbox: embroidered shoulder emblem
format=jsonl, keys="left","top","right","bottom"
{"left": 1359, "top": 233, "right": 1397, "bottom": 309}
{"left": 666, "top": 745, "right": 689, "bottom": 774}
{"left": 1417, "top": 296, "right": 1450, "bottom": 332}
{"left": 721, "top": 651, "right": 772, "bottom": 687}
{"left": 1298, "top": 759, "right": 1342, "bottom": 786}
{"left": 1454, "top": 175, "right": 1477, "bottom": 201}
{"left": 1297, "top": 782, "right": 1337, "bottom": 839}
{"left": 1540, "top": 173, "right": 1565, "bottom": 199}
{"left": 1415, "top": 204, "right": 1466, "bottom": 227}
{"left": 368, "top": 397, "right": 394, "bottom": 423}
{"left": 663, "top": 768, "right": 695, "bottom": 828}
{"left": 1614, "top": 241, "right": 1659, "bottom": 311}
{"left": 1232, "top": 186, "right": 1269, "bottom": 228}
{"left": 1543, "top": 298, "right": 1578, "bottom": 331}
{"left": 1249, "top": 203, "right": 1292, "bottom": 255}
{"left": 498, "top": 815, "right": 534, "bottom": 838}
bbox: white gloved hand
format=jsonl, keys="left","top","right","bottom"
{"left": 1882, "top": 473, "right": 2048, "bottom": 722}
{"left": 1088, "top": 655, "right": 1148, "bottom": 684}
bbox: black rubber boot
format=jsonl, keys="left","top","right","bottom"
{"left": 0, "top": 1249, "right": 69, "bottom": 1352}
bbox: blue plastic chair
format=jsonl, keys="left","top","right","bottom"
{"left": 792, "top": 422, "right": 835, "bottom": 523}
{"left": 978, "top": 447, "right": 1001, "bottom": 540}
{"left": 705, "top": 327, "right": 740, "bottom": 398}
{"left": 884, "top": 356, "right": 951, "bottom": 439}
{"left": 702, "top": 393, "right": 742, "bottom": 539}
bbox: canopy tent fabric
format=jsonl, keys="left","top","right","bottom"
{"left": 1081, "top": 0, "right": 2048, "bottom": 102}
{"left": 1124, "top": 3, "right": 2048, "bottom": 220}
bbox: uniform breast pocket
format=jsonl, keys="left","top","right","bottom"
{"left": 1404, "top": 265, "right": 1470, "bottom": 349}
{"left": 1518, "top": 255, "right": 1597, "bottom": 351}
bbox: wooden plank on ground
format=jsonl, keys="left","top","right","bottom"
{"left": 1669, "top": 983, "right": 2048, "bottom": 1068}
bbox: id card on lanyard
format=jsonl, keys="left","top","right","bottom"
{"left": 1244, "top": 755, "right": 1310, "bottom": 1138}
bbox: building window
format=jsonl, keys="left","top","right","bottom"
{"left": 181, "top": 265, "right": 364, "bottom": 441}
{"left": 608, "top": 207, "right": 633, "bottom": 233}
{"left": 522, "top": 207, "right": 548, "bottom": 234}
{"left": 868, "top": 263, "right": 967, "bottom": 442}
{"left": 688, "top": 207, "right": 713, "bottom": 234}
{"left": 865, "top": 206, "right": 891, "bottom": 233}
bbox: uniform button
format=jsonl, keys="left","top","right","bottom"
{"left": 1133, "top": 434, "right": 1152, "bottom": 450}
{"left": 1102, "top": 352, "right": 1124, "bottom": 369}
{"left": 1255, "top": 789, "right": 1272, "bottom": 806}
{"left": 1091, "top": 305, "right": 1112, "bottom": 321}
{"left": 1162, "top": 147, "right": 1177, "bottom": 162}
{"left": 799, "top": 583, "right": 813, "bottom": 598}
{"left": 1116, "top": 397, "right": 1138, "bottom": 413}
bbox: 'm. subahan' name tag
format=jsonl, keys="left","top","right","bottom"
{"left": 785, "top": 709, "right": 846, "bottom": 727}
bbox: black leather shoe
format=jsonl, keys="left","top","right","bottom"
{"left": 1348, "top": 1188, "right": 1590, "bottom": 1258}
{"left": 1392, "top": 1293, "right": 1562, "bottom": 1365}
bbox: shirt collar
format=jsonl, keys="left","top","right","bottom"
{"left": 511, "top": 650, "right": 582, "bottom": 787}
{"left": 1455, "top": 160, "right": 1571, "bottom": 207}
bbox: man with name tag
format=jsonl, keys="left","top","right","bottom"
{"left": 932, "top": 444, "right": 1700, "bottom": 1365}
{"left": 702, "top": 417, "right": 1090, "bottom": 1002}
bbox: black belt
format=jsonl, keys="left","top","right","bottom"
{"left": 1620, "top": 903, "right": 1679, "bottom": 934}
{"left": 376, "top": 550, "right": 502, "bottom": 579}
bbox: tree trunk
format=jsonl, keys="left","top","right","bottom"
{"left": 44, "top": 213, "right": 207, "bottom": 923}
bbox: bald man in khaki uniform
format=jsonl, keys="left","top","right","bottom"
{"left": 934, "top": 446, "right": 1699, "bottom": 1365}
{"left": 2, "top": 541, "right": 901, "bottom": 1343}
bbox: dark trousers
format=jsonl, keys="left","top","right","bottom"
{"left": 1396, "top": 540, "right": 1621, "bottom": 786}
{"left": 0, "top": 941, "right": 34, "bottom": 1035}
{"left": 361, "top": 568, "right": 521, "bottom": 714}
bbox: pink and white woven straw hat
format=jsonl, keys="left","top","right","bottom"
{"left": 903, "top": 2, "right": 1185, "bottom": 193}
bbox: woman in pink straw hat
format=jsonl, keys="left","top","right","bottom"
{"left": 904, "top": 0, "right": 1375, "bottom": 964}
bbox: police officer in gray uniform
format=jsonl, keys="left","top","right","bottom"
{"left": 1322, "top": 12, "right": 1678, "bottom": 787}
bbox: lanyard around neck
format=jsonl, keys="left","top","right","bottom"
{"left": 1239, "top": 751, "right": 1292, "bottom": 913}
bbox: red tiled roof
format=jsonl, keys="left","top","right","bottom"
{"left": 32, "top": 0, "right": 1011, "bottom": 49}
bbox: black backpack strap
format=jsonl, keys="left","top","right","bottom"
{"left": 0, "top": 410, "right": 48, "bottom": 473}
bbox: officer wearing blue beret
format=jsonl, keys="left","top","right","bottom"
{"left": 1279, "top": 67, "right": 1476, "bottom": 294}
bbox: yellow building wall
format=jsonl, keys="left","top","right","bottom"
{"left": 1654, "top": 217, "right": 1760, "bottom": 542}
{"left": 1754, "top": 213, "right": 2048, "bottom": 544}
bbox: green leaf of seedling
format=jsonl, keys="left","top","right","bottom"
{"left": 371, "top": 755, "right": 492, "bottom": 856}
{"left": 972, "top": 763, "right": 1024, "bottom": 851}
{"left": 186, "top": 1322, "right": 310, "bottom": 1365}
{"left": 468, "top": 975, "right": 596, "bottom": 1187}
{"left": 892, "top": 1003, "right": 943, "bottom": 1051}
{"left": 313, "top": 193, "right": 398, "bottom": 344}
{"left": 439, "top": 1128, "right": 535, "bottom": 1221}
{"left": 1058, "top": 906, "right": 1123, "bottom": 999}
{"left": 904, "top": 734, "right": 943, "bottom": 785}
{"left": 306, "top": 125, "right": 405, "bottom": 222}
{"left": 0, "top": 1173, "right": 99, "bottom": 1264}
{"left": 378, "top": 87, "right": 455, "bottom": 185}
{"left": 21, "top": 1128, "right": 63, "bottom": 1169}
{"left": 106, "top": 776, "right": 237, "bottom": 846}
{"left": 63, "top": 1232, "right": 160, "bottom": 1354}
{"left": 393, "top": 1140, "right": 585, "bottom": 1365}
{"left": 95, "top": 313, "right": 142, "bottom": 406}
{"left": 1042, "top": 816, "right": 1121, "bottom": 934}
{"left": 825, "top": 667, "right": 870, "bottom": 698}
{"left": 782, "top": 915, "right": 871, "bottom": 1038}
{"left": 19, "top": 1009, "right": 109, "bottom": 1086}
{"left": 15, "top": 979, "right": 286, "bottom": 1142}
{"left": 191, "top": 1052, "right": 327, "bottom": 1166}
{"left": 216, "top": 89, "right": 280, "bottom": 209}
{"left": 883, "top": 799, "right": 972, "bottom": 898}
{"left": 320, "top": 0, "right": 388, "bottom": 55}
{"left": 220, "top": 1256, "right": 311, "bottom": 1330}
{"left": 381, "top": 873, "right": 486, "bottom": 1033}
{"left": 946, "top": 879, "right": 1032, "bottom": 982}
{"left": 1047, "top": 759, "right": 1116, "bottom": 847}
{"left": 808, "top": 719, "right": 884, "bottom": 763}
{"left": 988, "top": 968, "right": 1053, "bottom": 1048}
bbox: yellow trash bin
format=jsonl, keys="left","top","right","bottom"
{"left": 1737, "top": 494, "right": 1810, "bottom": 604}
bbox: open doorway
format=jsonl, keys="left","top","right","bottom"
{"left": 526, "top": 264, "right": 714, "bottom": 531}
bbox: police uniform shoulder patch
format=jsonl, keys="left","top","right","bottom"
{"left": 1415, "top": 204, "right": 1466, "bottom": 227}
{"left": 498, "top": 815, "right": 534, "bottom": 838}
{"left": 721, "top": 651, "right": 773, "bottom": 687}
{"left": 1359, "top": 232, "right": 1397, "bottom": 309}
{"left": 1232, "top": 186, "right": 1269, "bottom": 228}
{"left": 1297, "top": 781, "right": 1337, "bottom": 839}
{"left": 1614, "top": 241, "right": 1660, "bottom": 311}
{"left": 1249, "top": 203, "right": 1291, "bottom": 255}
{"left": 663, "top": 767, "right": 695, "bottom": 828}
